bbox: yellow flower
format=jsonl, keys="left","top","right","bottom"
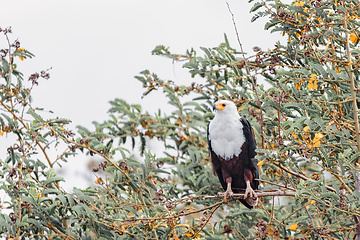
{"left": 37, "top": 192, "right": 45, "bottom": 198}
{"left": 307, "top": 82, "right": 318, "bottom": 90}
{"left": 295, "top": 83, "right": 300, "bottom": 89}
{"left": 291, "top": 133, "right": 301, "bottom": 143}
{"left": 16, "top": 48, "right": 27, "bottom": 60}
{"left": 309, "top": 74, "right": 318, "bottom": 81}
{"left": 0, "top": 131, "right": 3, "bottom": 136}
{"left": 95, "top": 177, "right": 104, "bottom": 185}
{"left": 303, "top": 126, "right": 323, "bottom": 148}
{"left": 186, "top": 232, "right": 200, "bottom": 238}
{"left": 312, "top": 133, "right": 324, "bottom": 147}
{"left": 294, "top": 1, "right": 304, "bottom": 6}
{"left": 311, "top": 200, "right": 316, "bottom": 204}
{"left": 257, "top": 160, "right": 264, "bottom": 166}
{"left": 289, "top": 223, "right": 298, "bottom": 231}
{"left": 266, "top": 142, "right": 275, "bottom": 149}
{"left": 303, "top": 126, "right": 310, "bottom": 132}
{"left": 350, "top": 33, "right": 358, "bottom": 44}
{"left": 307, "top": 74, "right": 318, "bottom": 90}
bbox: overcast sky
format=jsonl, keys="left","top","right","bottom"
{"left": 1, "top": 0, "right": 282, "bottom": 190}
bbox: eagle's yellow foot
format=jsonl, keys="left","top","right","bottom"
{"left": 244, "top": 181, "right": 258, "bottom": 207}
{"left": 244, "top": 186, "right": 257, "bottom": 199}
{"left": 217, "top": 189, "right": 233, "bottom": 202}
{"left": 244, "top": 180, "right": 257, "bottom": 199}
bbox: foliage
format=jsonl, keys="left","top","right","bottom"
{"left": 1, "top": 0, "right": 360, "bottom": 239}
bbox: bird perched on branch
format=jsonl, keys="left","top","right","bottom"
{"left": 207, "top": 100, "right": 259, "bottom": 208}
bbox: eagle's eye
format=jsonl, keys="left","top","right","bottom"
{"left": 222, "top": 104, "right": 226, "bottom": 107}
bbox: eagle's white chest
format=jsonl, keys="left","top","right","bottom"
{"left": 209, "top": 115, "right": 245, "bottom": 160}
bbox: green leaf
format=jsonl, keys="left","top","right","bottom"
{"left": 42, "top": 176, "right": 64, "bottom": 186}
{"left": 93, "top": 143, "right": 106, "bottom": 151}
{"left": 309, "top": 62, "right": 328, "bottom": 78}
{"left": 313, "top": 118, "right": 325, "bottom": 131}
{"left": 27, "top": 108, "right": 45, "bottom": 122}
{"left": 321, "top": 192, "right": 340, "bottom": 201}
{"left": 250, "top": 2, "right": 264, "bottom": 12}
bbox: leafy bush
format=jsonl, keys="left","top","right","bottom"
{"left": 1, "top": 0, "right": 360, "bottom": 239}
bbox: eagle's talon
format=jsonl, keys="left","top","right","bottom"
{"left": 225, "top": 190, "right": 233, "bottom": 202}
{"left": 218, "top": 190, "right": 233, "bottom": 202}
{"left": 244, "top": 187, "right": 257, "bottom": 200}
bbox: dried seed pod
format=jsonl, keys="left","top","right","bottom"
{"left": 8, "top": 168, "right": 17, "bottom": 179}
{"left": 255, "top": 220, "right": 268, "bottom": 239}
{"left": 339, "top": 189, "right": 346, "bottom": 209}
{"left": 21, "top": 201, "right": 31, "bottom": 209}
{"left": 237, "top": 60, "right": 246, "bottom": 69}
{"left": 223, "top": 224, "right": 233, "bottom": 235}
{"left": 9, "top": 212, "right": 16, "bottom": 222}
{"left": 119, "top": 161, "right": 129, "bottom": 171}
{"left": 155, "top": 189, "right": 165, "bottom": 202}
{"left": 165, "top": 202, "right": 173, "bottom": 209}
{"left": 253, "top": 46, "right": 261, "bottom": 52}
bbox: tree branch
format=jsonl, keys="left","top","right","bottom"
{"left": 255, "top": 178, "right": 297, "bottom": 191}
{"left": 203, "top": 189, "right": 295, "bottom": 199}
{"left": 273, "top": 162, "right": 337, "bottom": 193}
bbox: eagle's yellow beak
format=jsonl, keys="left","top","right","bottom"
{"left": 214, "top": 103, "right": 226, "bottom": 111}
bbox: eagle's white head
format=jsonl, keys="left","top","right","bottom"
{"left": 212, "top": 100, "right": 239, "bottom": 116}
{"left": 209, "top": 100, "right": 245, "bottom": 160}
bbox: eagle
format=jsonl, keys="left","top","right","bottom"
{"left": 207, "top": 100, "right": 259, "bottom": 208}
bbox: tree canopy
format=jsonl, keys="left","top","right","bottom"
{"left": 1, "top": 0, "right": 360, "bottom": 239}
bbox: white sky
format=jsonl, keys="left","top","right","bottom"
{"left": 1, "top": 0, "right": 282, "bottom": 190}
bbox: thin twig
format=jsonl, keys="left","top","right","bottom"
{"left": 226, "top": 2, "right": 265, "bottom": 147}
{"left": 273, "top": 162, "right": 337, "bottom": 192}
{"left": 118, "top": 201, "right": 225, "bottom": 223}
{"left": 305, "top": 204, "right": 323, "bottom": 240}
{"left": 255, "top": 178, "right": 297, "bottom": 191}
{"left": 193, "top": 203, "right": 222, "bottom": 238}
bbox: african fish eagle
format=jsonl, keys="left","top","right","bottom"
{"left": 207, "top": 100, "right": 259, "bottom": 208}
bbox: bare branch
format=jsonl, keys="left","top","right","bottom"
{"left": 274, "top": 162, "right": 337, "bottom": 193}
{"left": 255, "top": 178, "right": 297, "bottom": 191}
{"left": 203, "top": 189, "right": 295, "bottom": 199}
